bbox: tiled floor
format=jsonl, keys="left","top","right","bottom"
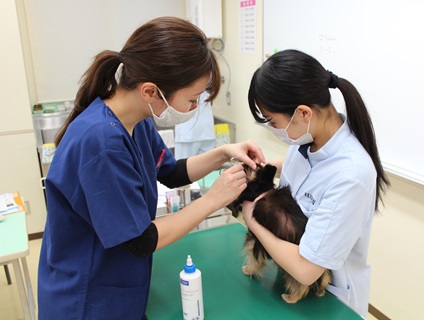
{"left": 1, "top": 238, "right": 378, "bottom": 320}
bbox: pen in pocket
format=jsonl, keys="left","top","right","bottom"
{"left": 156, "top": 149, "right": 166, "bottom": 168}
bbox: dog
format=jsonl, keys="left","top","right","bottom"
{"left": 234, "top": 164, "right": 331, "bottom": 303}
{"left": 227, "top": 162, "right": 276, "bottom": 217}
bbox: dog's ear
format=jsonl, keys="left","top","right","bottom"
{"left": 242, "top": 164, "right": 252, "bottom": 180}
{"left": 261, "top": 165, "right": 277, "bottom": 182}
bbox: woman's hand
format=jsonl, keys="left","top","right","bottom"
{"left": 204, "top": 164, "right": 247, "bottom": 209}
{"left": 242, "top": 192, "right": 267, "bottom": 228}
{"left": 185, "top": 140, "right": 265, "bottom": 183}
{"left": 225, "top": 140, "right": 266, "bottom": 169}
{"left": 241, "top": 200, "right": 255, "bottom": 227}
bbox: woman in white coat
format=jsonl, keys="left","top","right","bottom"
{"left": 242, "top": 49, "right": 390, "bottom": 318}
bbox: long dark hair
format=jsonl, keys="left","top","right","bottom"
{"left": 56, "top": 16, "right": 220, "bottom": 146}
{"left": 248, "top": 49, "right": 389, "bottom": 211}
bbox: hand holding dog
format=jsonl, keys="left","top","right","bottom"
{"left": 242, "top": 192, "right": 267, "bottom": 228}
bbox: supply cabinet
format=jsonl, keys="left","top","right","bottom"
{"left": 186, "top": 0, "right": 222, "bottom": 39}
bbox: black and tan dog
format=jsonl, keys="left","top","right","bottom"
{"left": 234, "top": 164, "right": 331, "bottom": 303}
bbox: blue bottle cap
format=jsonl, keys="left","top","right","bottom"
{"left": 184, "top": 255, "right": 196, "bottom": 273}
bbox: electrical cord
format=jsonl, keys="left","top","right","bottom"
{"left": 210, "top": 38, "right": 231, "bottom": 105}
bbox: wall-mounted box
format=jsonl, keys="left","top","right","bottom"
{"left": 186, "top": 0, "right": 222, "bottom": 39}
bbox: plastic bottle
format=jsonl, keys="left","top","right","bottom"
{"left": 180, "top": 255, "right": 204, "bottom": 320}
{"left": 170, "top": 195, "right": 180, "bottom": 213}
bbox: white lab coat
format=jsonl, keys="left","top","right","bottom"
{"left": 174, "top": 92, "right": 215, "bottom": 159}
{"left": 280, "top": 114, "right": 376, "bottom": 318}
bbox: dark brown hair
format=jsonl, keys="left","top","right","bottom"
{"left": 56, "top": 16, "right": 220, "bottom": 146}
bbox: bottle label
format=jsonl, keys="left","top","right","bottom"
{"left": 180, "top": 279, "right": 189, "bottom": 286}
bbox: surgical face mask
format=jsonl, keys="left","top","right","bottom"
{"left": 148, "top": 88, "right": 198, "bottom": 127}
{"left": 266, "top": 111, "right": 314, "bottom": 145}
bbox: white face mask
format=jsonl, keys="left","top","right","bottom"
{"left": 149, "top": 88, "right": 198, "bottom": 127}
{"left": 266, "top": 110, "right": 314, "bottom": 145}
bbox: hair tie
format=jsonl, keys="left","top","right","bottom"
{"left": 115, "top": 62, "right": 124, "bottom": 85}
{"left": 117, "top": 51, "right": 123, "bottom": 62}
{"left": 328, "top": 71, "right": 339, "bottom": 89}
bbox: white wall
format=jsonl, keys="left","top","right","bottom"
{"left": 212, "top": 0, "right": 287, "bottom": 162}
{"left": 214, "top": 1, "right": 424, "bottom": 319}
{"left": 23, "top": 0, "right": 185, "bottom": 103}
{"left": 1, "top": 0, "right": 47, "bottom": 234}
{"left": 263, "top": 0, "right": 424, "bottom": 185}
{"left": 369, "top": 173, "right": 424, "bottom": 319}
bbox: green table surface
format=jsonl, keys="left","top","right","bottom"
{"left": 197, "top": 170, "right": 220, "bottom": 192}
{"left": 147, "top": 223, "right": 361, "bottom": 320}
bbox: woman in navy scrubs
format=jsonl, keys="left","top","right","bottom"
{"left": 38, "top": 17, "right": 265, "bottom": 320}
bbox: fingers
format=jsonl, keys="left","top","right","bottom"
{"left": 217, "top": 164, "right": 246, "bottom": 185}
{"left": 242, "top": 192, "right": 268, "bottom": 226}
{"left": 238, "top": 150, "right": 261, "bottom": 170}
{"left": 253, "top": 192, "right": 268, "bottom": 203}
{"left": 236, "top": 141, "right": 266, "bottom": 170}
{"left": 223, "top": 164, "right": 247, "bottom": 187}
{"left": 242, "top": 200, "right": 255, "bottom": 211}
{"left": 225, "top": 163, "right": 244, "bottom": 176}
{"left": 241, "top": 200, "right": 255, "bottom": 226}
{"left": 208, "top": 166, "right": 247, "bottom": 208}
{"left": 246, "top": 141, "right": 266, "bottom": 165}
{"left": 243, "top": 156, "right": 259, "bottom": 170}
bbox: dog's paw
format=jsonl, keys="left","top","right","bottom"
{"left": 281, "top": 293, "right": 299, "bottom": 304}
{"left": 242, "top": 265, "right": 253, "bottom": 276}
{"left": 315, "top": 289, "right": 326, "bottom": 297}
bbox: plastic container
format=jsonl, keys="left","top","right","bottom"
{"left": 170, "top": 195, "right": 180, "bottom": 213}
{"left": 42, "top": 103, "right": 59, "bottom": 113}
{"left": 180, "top": 255, "right": 204, "bottom": 320}
{"left": 32, "top": 104, "right": 43, "bottom": 114}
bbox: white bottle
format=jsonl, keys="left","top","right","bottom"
{"left": 180, "top": 255, "right": 204, "bottom": 320}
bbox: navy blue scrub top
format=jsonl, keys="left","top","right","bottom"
{"left": 38, "top": 97, "right": 176, "bottom": 319}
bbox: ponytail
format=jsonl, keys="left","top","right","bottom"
{"left": 55, "top": 51, "right": 121, "bottom": 146}
{"left": 336, "top": 77, "right": 390, "bottom": 211}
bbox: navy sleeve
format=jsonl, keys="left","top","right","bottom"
{"left": 79, "top": 149, "right": 152, "bottom": 249}
{"left": 122, "top": 223, "right": 158, "bottom": 257}
{"left": 157, "top": 158, "right": 192, "bottom": 189}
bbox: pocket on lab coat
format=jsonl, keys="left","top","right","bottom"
{"left": 89, "top": 284, "right": 148, "bottom": 319}
{"left": 302, "top": 198, "right": 337, "bottom": 252}
{"left": 326, "top": 283, "right": 351, "bottom": 307}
